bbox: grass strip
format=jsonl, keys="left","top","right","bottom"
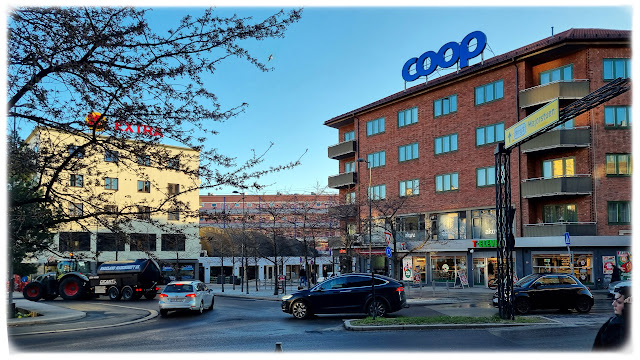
{"left": 352, "top": 314, "right": 546, "bottom": 326}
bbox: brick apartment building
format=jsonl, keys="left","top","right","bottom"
{"left": 198, "top": 193, "right": 340, "bottom": 283}
{"left": 324, "top": 28, "right": 632, "bottom": 288}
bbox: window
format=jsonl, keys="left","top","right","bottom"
{"left": 399, "top": 179, "right": 419, "bottom": 197}
{"left": 366, "top": 151, "right": 385, "bottom": 168}
{"left": 471, "top": 209, "right": 497, "bottom": 239}
{"left": 603, "top": 58, "right": 631, "bottom": 80}
{"left": 540, "top": 64, "right": 573, "bottom": 85}
{"left": 476, "top": 122, "right": 504, "bottom": 146}
{"left": 68, "top": 145, "right": 84, "bottom": 158}
{"left": 604, "top": 106, "right": 631, "bottom": 128}
{"left": 553, "top": 118, "right": 574, "bottom": 130}
{"left": 104, "top": 205, "right": 118, "bottom": 214}
{"left": 344, "top": 131, "right": 355, "bottom": 142}
{"left": 434, "top": 95, "right": 457, "bottom": 117}
{"left": 608, "top": 201, "right": 631, "bottom": 225}
{"left": 606, "top": 154, "right": 632, "bottom": 176}
{"left": 69, "top": 174, "right": 83, "bottom": 187}
{"left": 137, "top": 205, "right": 151, "bottom": 220}
{"left": 69, "top": 202, "right": 83, "bottom": 216}
{"left": 366, "top": 117, "right": 385, "bottom": 136}
{"left": 105, "top": 177, "right": 118, "bottom": 190}
{"left": 477, "top": 166, "right": 495, "bottom": 187}
{"left": 137, "top": 154, "right": 151, "bottom": 166}
{"left": 435, "top": 134, "right": 458, "bottom": 155}
{"left": 344, "top": 161, "right": 355, "bottom": 173}
{"left": 161, "top": 234, "right": 186, "bottom": 251}
{"left": 399, "top": 143, "right": 419, "bottom": 162}
{"left": 138, "top": 180, "right": 150, "bottom": 193}
{"left": 475, "top": 80, "right": 504, "bottom": 105}
{"left": 97, "top": 233, "right": 125, "bottom": 252}
{"left": 346, "top": 192, "right": 355, "bottom": 204}
{"left": 542, "top": 157, "right": 575, "bottom": 179}
{"left": 168, "top": 157, "right": 180, "bottom": 170}
{"left": 130, "top": 233, "right": 157, "bottom": 251}
{"left": 435, "top": 173, "right": 458, "bottom": 192}
{"left": 368, "top": 184, "right": 386, "bottom": 200}
{"left": 105, "top": 150, "right": 119, "bottom": 162}
{"left": 168, "top": 209, "right": 180, "bottom": 221}
{"left": 543, "top": 204, "right": 577, "bottom": 223}
{"left": 58, "top": 232, "right": 90, "bottom": 252}
{"left": 168, "top": 183, "right": 180, "bottom": 195}
{"left": 398, "top": 107, "right": 418, "bottom": 127}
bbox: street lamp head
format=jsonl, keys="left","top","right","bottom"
{"left": 357, "top": 158, "right": 367, "bottom": 163}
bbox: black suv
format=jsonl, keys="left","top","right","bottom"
{"left": 492, "top": 273, "right": 594, "bottom": 314}
{"left": 281, "top": 273, "right": 407, "bottom": 319}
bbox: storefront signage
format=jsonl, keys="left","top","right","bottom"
{"left": 403, "top": 257, "right": 413, "bottom": 281}
{"left": 505, "top": 99, "right": 559, "bottom": 149}
{"left": 401, "top": 30, "right": 487, "bottom": 82}
{"left": 603, "top": 256, "right": 616, "bottom": 274}
{"left": 472, "top": 239, "right": 497, "bottom": 248}
{"left": 115, "top": 121, "right": 164, "bottom": 138}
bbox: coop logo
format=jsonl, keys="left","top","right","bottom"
{"left": 401, "top": 30, "right": 487, "bottom": 82}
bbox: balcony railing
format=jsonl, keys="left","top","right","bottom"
{"left": 520, "top": 127, "right": 591, "bottom": 153}
{"left": 521, "top": 175, "right": 591, "bottom": 198}
{"left": 328, "top": 139, "right": 356, "bottom": 160}
{"left": 519, "top": 80, "right": 590, "bottom": 108}
{"left": 328, "top": 172, "right": 357, "bottom": 189}
{"left": 523, "top": 222, "right": 597, "bottom": 237}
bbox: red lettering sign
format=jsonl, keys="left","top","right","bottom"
{"left": 114, "top": 121, "right": 163, "bottom": 138}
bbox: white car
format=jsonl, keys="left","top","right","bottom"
{"left": 159, "top": 280, "right": 214, "bottom": 316}
{"left": 607, "top": 280, "right": 632, "bottom": 297}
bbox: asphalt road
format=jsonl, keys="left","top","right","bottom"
{"left": 8, "top": 294, "right": 615, "bottom": 353}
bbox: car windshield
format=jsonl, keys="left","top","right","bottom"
{"left": 514, "top": 274, "right": 539, "bottom": 287}
{"left": 164, "top": 284, "right": 194, "bottom": 293}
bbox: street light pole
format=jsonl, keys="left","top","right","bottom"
{"left": 358, "top": 158, "right": 376, "bottom": 320}
{"left": 233, "top": 191, "right": 249, "bottom": 294}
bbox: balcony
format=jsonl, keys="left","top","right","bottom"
{"left": 521, "top": 175, "right": 592, "bottom": 198}
{"left": 328, "top": 204, "right": 358, "bottom": 218}
{"left": 328, "top": 172, "right": 357, "bottom": 189}
{"left": 520, "top": 128, "right": 591, "bottom": 153}
{"left": 523, "top": 222, "right": 597, "bottom": 237}
{"left": 328, "top": 139, "right": 356, "bottom": 160}
{"left": 519, "top": 80, "right": 590, "bottom": 109}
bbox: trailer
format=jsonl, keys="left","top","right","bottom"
{"left": 91, "top": 259, "right": 161, "bottom": 300}
{"left": 22, "top": 257, "right": 162, "bottom": 302}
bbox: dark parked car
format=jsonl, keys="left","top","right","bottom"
{"left": 281, "top": 273, "right": 407, "bottom": 319}
{"left": 492, "top": 273, "right": 594, "bottom": 314}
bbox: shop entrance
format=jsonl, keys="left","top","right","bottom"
{"left": 472, "top": 257, "right": 498, "bottom": 287}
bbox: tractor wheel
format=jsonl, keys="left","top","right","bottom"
{"left": 121, "top": 286, "right": 134, "bottom": 301}
{"left": 108, "top": 286, "right": 122, "bottom": 300}
{"left": 23, "top": 282, "right": 44, "bottom": 302}
{"left": 59, "top": 277, "right": 85, "bottom": 300}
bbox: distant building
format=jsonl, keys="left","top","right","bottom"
{"left": 324, "top": 28, "right": 631, "bottom": 287}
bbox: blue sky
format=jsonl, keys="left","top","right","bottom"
{"left": 5, "top": 3, "right": 635, "bottom": 196}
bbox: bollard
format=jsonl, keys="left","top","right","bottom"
{"left": 275, "top": 342, "right": 283, "bottom": 352}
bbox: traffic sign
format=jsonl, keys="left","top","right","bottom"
{"left": 564, "top": 232, "right": 571, "bottom": 245}
{"left": 384, "top": 231, "right": 392, "bottom": 245}
{"left": 505, "top": 98, "right": 559, "bottom": 149}
{"left": 385, "top": 246, "right": 392, "bottom": 258}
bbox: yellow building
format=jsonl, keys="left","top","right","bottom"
{"left": 25, "top": 126, "right": 202, "bottom": 278}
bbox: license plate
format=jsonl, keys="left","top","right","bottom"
{"left": 170, "top": 298, "right": 183, "bottom": 302}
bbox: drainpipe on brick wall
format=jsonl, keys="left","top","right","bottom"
{"left": 514, "top": 60, "right": 523, "bottom": 238}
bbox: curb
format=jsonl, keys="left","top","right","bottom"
{"left": 343, "top": 316, "right": 561, "bottom": 331}
{"left": 8, "top": 299, "right": 87, "bottom": 327}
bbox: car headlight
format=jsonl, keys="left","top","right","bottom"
{"left": 281, "top": 294, "right": 293, "bottom": 301}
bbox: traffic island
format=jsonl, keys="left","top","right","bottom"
{"left": 344, "top": 315, "right": 558, "bottom": 331}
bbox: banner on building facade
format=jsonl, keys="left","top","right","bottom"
{"left": 402, "top": 257, "right": 413, "bottom": 281}
{"left": 603, "top": 256, "right": 616, "bottom": 274}
{"left": 617, "top": 251, "right": 632, "bottom": 280}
